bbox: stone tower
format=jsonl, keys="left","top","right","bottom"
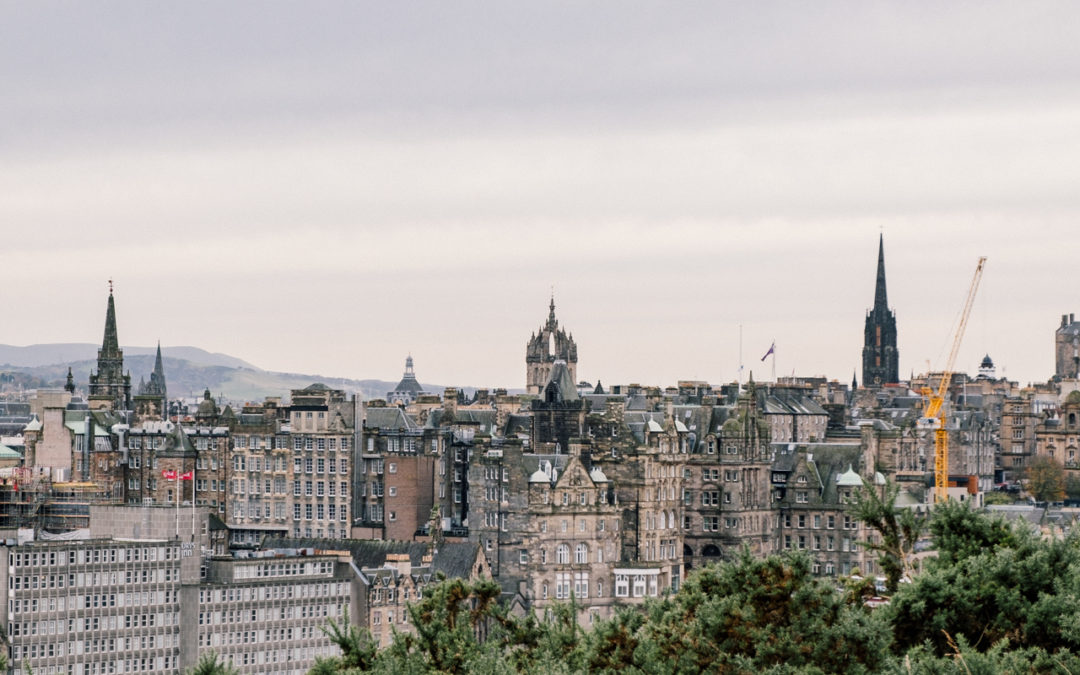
{"left": 1055, "top": 313, "right": 1080, "bottom": 380}
{"left": 88, "top": 285, "right": 132, "bottom": 411}
{"left": 526, "top": 296, "right": 578, "bottom": 395}
{"left": 135, "top": 342, "right": 168, "bottom": 420}
{"left": 862, "top": 235, "right": 899, "bottom": 386}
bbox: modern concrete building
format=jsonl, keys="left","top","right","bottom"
{"left": 1, "top": 504, "right": 355, "bottom": 674}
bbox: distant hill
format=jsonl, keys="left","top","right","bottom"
{"left": 0, "top": 344, "right": 455, "bottom": 403}
{"left": 0, "top": 343, "right": 256, "bottom": 370}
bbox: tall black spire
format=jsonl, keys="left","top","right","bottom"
{"left": 862, "top": 236, "right": 899, "bottom": 386}
{"left": 873, "top": 233, "right": 888, "bottom": 312}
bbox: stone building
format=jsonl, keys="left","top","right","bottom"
{"left": 681, "top": 384, "right": 774, "bottom": 571}
{"left": 1035, "top": 390, "right": 1080, "bottom": 469}
{"left": 220, "top": 398, "right": 288, "bottom": 547}
{"left": 284, "top": 384, "right": 357, "bottom": 541}
{"left": 526, "top": 298, "right": 578, "bottom": 395}
{"left": 862, "top": 235, "right": 900, "bottom": 386}
{"left": 523, "top": 448, "right": 623, "bottom": 623}
{"left": 758, "top": 386, "right": 830, "bottom": 443}
{"left": 1056, "top": 313, "right": 1080, "bottom": 380}
{"left": 262, "top": 537, "right": 490, "bottom": 649}
{"left": 772, "top": 446, "right": 876, "bottom": 577}
{"left": 1000, "top": 393, "right": 1041, "bottom": 478}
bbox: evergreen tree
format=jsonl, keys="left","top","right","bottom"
{"left": 853, "top": 479, "right": 924, "bottom": 594}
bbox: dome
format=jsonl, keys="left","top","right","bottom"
{"left": 23, "top": 414, "right": 42, "bottom": 432}
{"left": 874, "top": 471, "right": 887, "bottom": 486}
{"left": 980, "top": 354, "right": 994, "bottom": 368}
{"left": 836, "top": 464, "right": 864, "bottom": 487}
{"left": 589, "top": 467, "right": 609, "bottom": 483}
{"left": 530, "top": 461, "right": 551, "bottom": 484}
{"left": 196, "top": 389, "right": 219, "bottom": 419}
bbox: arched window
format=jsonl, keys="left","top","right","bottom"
{"left": 556, "top": 544, "right": 570, "bottom": 564}
{"left": 1070, "top": 412, "right": 1077, "bottom": 427}
{"left": 659, "top": 512, "right": 667, "bottom": 529}
{"left": 575, "top": 543, "right": 588, "bottom": 564}
{"left": 670, "top": 511, "right": 677, "bottom": 530}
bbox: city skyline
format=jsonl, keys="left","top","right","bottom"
{"left": 3, "top": 2, "right": 1079, "bottom": 388}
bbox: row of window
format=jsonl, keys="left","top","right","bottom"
{"left": 781, "top": 513, "right": 857, "bottom": 530}
{"left": 10, "top": 546, "right": 172, "bottom": 569}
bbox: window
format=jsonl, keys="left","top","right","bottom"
{"left": 574, "top": 572, "right": 589, "bottom": 599}
{"left": 616, "top": 575, "right": 629, "bottom": 597}
{"left": 556, "top": 573, "right": 571, "bottom": 599}
{"left": 556, "top": 545, "right": 570, "bottom": 564}
{"left": 389, "top": 463, "right": 397, "bottom": 474}
{"left": 575, "top": 543, "right": 588, "bottom": 564}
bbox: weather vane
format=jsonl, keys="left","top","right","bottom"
{"left": 108, "top": 278, "right": 113, "bottom": 294}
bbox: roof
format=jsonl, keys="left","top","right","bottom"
{"left": 261, "top": 537, "right": 480, "bottom": 579}
{"left": 836, "top": 465, "right": 864, "bottom": 487}
{"left": 0, "top": 444, "right": 22, "bottom": 459}
{"left": 364, "top": 407, "right": 418, "bottom": 431}
{"left": 392, "top": 374, "right": 425, "bottom": 394}
{"left": 543, "top": 361, "right": 579, "bottom": 403}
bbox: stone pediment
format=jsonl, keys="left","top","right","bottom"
{"left": 553, "top": 455, "right": 594, "bottom": 490}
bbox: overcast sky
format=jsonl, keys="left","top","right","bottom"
{"left": 3, "top": 2, "right": 1079, "bottom": 390}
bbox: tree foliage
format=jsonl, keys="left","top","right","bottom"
{"left": 314, "top": 504, "right": 1080, "bottom": 674}
{"left": 1026, "top": 455, "right": 1066, "bottom": 502}
{"left": 186, "top": 651, "right": 238, "bottom": 675}
{"left": 885, "top": 500, "right": 1080, "bottom": 657}
{"left": 853, "top": 480, "right": 924, "bottom": 593}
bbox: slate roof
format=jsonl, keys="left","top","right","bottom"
{"left": 392, "top": 374, "right": 425, "bottom": 395}
{"left": 544, "top": 361, "right": 579, "bottom": 402}
{"left": 365, "top": 407, "right": 418, "bottom": 431}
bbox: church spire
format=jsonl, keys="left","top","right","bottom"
{"left": 88, "top": 281, "right": 131, "bottom": 411}
{"left": 102, "top": 283, "right": 120, "bottom": 357}
{"left": 873, "top": 233, "right": 888, "bottom": 313}
{"left": 862, "top": 235, "right": 900, "bottom": 386}
{"left": 548, "top": 292, "right": 557, "bottom": 327}
{"left": 153, "top": 342, "right": 166, "bottom": 385}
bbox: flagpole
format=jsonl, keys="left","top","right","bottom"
{"left": 772, "top": 341, "right": 777, "bottom": 383}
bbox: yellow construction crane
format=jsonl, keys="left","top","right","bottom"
{"left": 922, "top": 256, "right": 987, "bottom": 503}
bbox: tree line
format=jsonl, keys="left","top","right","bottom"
{"left": 308, "top": 495, "right": 1080, "bottom": 674}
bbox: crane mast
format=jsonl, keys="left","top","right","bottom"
{"left": 923, "top": 256, "right": 986, "bottom": 504}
